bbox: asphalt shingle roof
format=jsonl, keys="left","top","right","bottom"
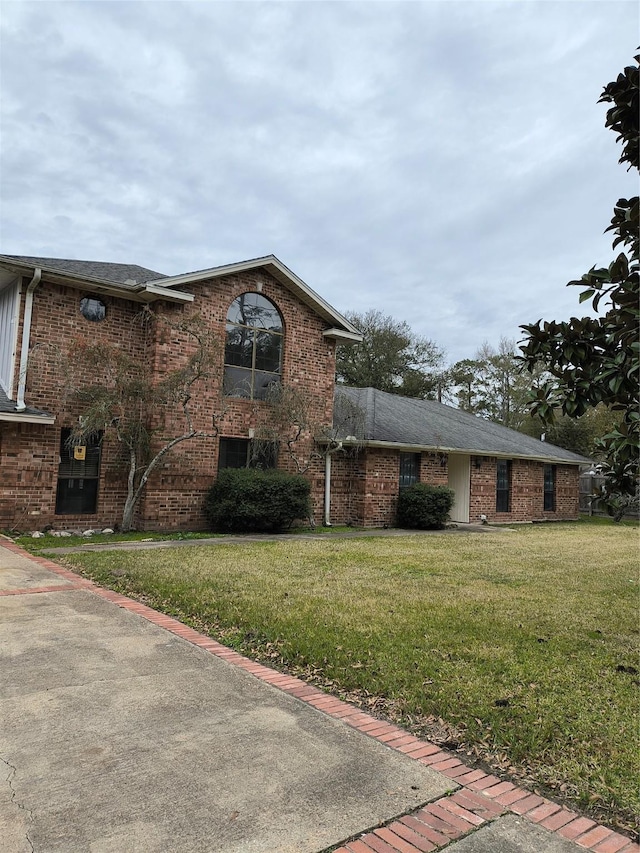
{"left": 0, "top": 255, "right": 167, "bottom": 285}
{"left": 0, "top": 386, "right": 52, "bottom": 419}
{"left": 334, "top": 386, "right": 590, "bottom": 464}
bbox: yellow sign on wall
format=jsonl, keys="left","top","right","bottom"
{"left": 73, "top": 446, "right": 87, "bottom": 461}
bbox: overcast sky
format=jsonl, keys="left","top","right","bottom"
{"left": 1, "top": 0, "right": 637, "bottom": 363}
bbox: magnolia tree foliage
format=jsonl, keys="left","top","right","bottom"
{"left": 520, "top": 53, "right": 639, "bottom": 508}
{"left": 59, "top": 310, "right": 222, "bottom": 531}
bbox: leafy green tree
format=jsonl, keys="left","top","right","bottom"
{"left": 520, "top": 52, "right": 639, "bottom": 505}
{"left": 519, "top": 404, "right": 619, "bottom": 458}
{"left": 336, "top": 310, "right": 445, "bottom": 398}
{"left": 447, "top": 358, "right": 480, "bottom": 412}
{"left": 449, "top": 339, "right": 548, "bottom": 429}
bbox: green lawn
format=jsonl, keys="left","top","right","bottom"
{"left": 61, "top": 522, "right": 639, "bottom": 834}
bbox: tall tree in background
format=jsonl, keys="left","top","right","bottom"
{"left": 336, "top": 310, "right": 445, "bottom": 399}
{"left": 520, "top": 52, "right": 639, "bottom": 507}
{"left": 519, "top": 404, "right": 619, "bottom": 458}
{"left": 449, "top": 338, "right": 547, "bottom": 429}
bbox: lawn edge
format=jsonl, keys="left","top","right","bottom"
{"left": 3, "top": 540, "right": 637, "bottom": 853}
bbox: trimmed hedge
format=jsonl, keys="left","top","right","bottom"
{"left": 204, "top": 468, "right": 311, "bottom": 533}
{"left": 397, "top": 483, "right": 455, "bottom": 530}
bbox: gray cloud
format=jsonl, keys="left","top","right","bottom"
{"left": 1, "top": 0, "right": 637, "bottom": 362}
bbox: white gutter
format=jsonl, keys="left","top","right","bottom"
{"left": 140, "top": 284, "right": 194, "bottom": 303}
{"left": 0, "top": 412, "right": 55, "bottom": 425}
{"left": 15, "top": 267, "right": 41, "bottom": 411}
{"left": 334, "top": 438, "right": 587, "bottom": 466}
{"left": 323, "top": 442, "right": 343, "bottom": 526}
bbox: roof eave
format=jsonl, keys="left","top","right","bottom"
{"left": 139, "top": 285, "right": 194, "bottom": 304}
{"left": 0, "top": 412, "right": 56, "bottom": 425}
{"left": 146, "top": 255, "right": 361, "bottom": 336}
{"left": 323, "top": 328, "right": 363, "bottom": 343}
{"left": 0, "top": 259, "right": 191, "bottom": 304}
{"left": 335, "top": 438, "right": 588, "bottom": 465}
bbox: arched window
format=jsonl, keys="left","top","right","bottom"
{"left": 224, "top": 292, "right": 283, "bottom": 399}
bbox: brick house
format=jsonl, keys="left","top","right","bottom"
{"left": 329, "top": 387, "right": 588, "bottom": 527}
{"left": 0, "top": 253, "right": 587, "bottom": 531}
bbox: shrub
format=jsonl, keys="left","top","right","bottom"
{"left": 397, "top": 483, "right": 455, "bottom": 530}
{"left": 204, "top": 468, "right": 311, "bottom": 533}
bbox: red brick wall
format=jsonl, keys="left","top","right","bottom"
{"left": 329, "top": 449, "right": 450, "bottom": 528}
{"left": 469, "top": 457, "right": 580, "bottom": 523}
{"left": 1, "top": 280, "right": 147, "bottom": 530}
{"left": 1, "top": 270, "right": 338, "bottom": 531}
{"left": 0, "top": 422, "right": 131, "bottom": 531}
{"left": 138, "top": 270, "right": 336, "bottom": 529}
{"left": 328, "top": 450, "right": 580, "bottom": 528}
{"left": 1, "top": 272, "right": 581, "bottom": 531}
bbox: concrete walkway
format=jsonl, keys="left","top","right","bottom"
{"left": 0, "top": 539, "right": 636, "bottom": 853}
{"left": 37, "top": 523, "right": 503, "bottom": 556}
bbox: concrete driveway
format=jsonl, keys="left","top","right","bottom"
{"left": 1, "top": 540, "right": 635, "bottom": 853}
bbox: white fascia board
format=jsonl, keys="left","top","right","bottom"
{"left": 146, "top": 255, "right": 362, "bottom": 337}
{"left": 0, "top": 412, "right": 56, "bottom": 425}
{"left": 140, "top": 285, "right": 194, "bottom": 304}
{"left": 0, "top": 261, "right": 133, "bottom": 293}
{"left": 335, "top": 438, "right": 586, "bottom": 465}
{"left": 323, "top": 328, "right": 363, "bottom": 343}
{"left": 144, "top": 256, "right": 279, "bottom": 289}
{"left": 0, "top": 264, "right": 193, "bottom": 305}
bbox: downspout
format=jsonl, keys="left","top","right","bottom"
{"left": 323, "top": 441, "right": 342, "bottom": 526}
{"left": 15, "top": 267, "right": 42, "bottom": 411}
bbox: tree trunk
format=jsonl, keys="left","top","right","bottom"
{"left": 120, "top": 448, "right": 138, "bottom": 532}
{"left": 121, "top": 494, "right": 137, "bottom": 532}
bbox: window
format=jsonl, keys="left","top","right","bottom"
{"left": 55, "top": 429, "right": 102, "bottom": 514}
{"left": 224, "top": 292, "right": 283, "bottom": 399}
{"left": 544, "top": 464, "right": 556, "bottom": 512}
{"left": 218, "top": 438, "right": 278, "bottom": 471}
{"left": 399, "top": 452, "right": 420, "bottom": 489}
{"left": 80, "top": 296, "right": 106, "bottom": 322}
{"left": 496, "top": 460, "right": 511, "bottom": 512}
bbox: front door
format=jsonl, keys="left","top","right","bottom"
{"left": 448, "top": 454, "right": 470, "bottom": 523}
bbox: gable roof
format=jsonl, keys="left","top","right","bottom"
{"left": 144, "top": 255, "right": 362, "bottom": 341}
{"left": 0, "top": 386, "right": 54, "bottom": 424}
{"left": 334, "top": 386, "right": 590, "bottom": 465}
{"left": 0, "top": 254, "right": 362, "bottom": 341}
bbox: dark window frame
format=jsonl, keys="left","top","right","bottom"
{"left": 543, "top": 464, "right": 556, "bottom": 512}
{"left": 399, "top": 452, "right": 421, "bottom": 490}
{"left": 496, "top": 459, "right": 512, "bottom": 513}
{"left": 80, "top": 295, "right": 107, "bottom": 322}
{"left": 224, "top": 292, "right": 284, "bottom": 400}
{"left": 218, "top": 437, "right": 279, "bottom": 471}
{"left": 55, "top": 428, "right": 102, "bottom": 515}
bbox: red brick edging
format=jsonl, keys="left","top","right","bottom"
{"left": 3, "top": 541, "right": 638, "bottom": 853}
